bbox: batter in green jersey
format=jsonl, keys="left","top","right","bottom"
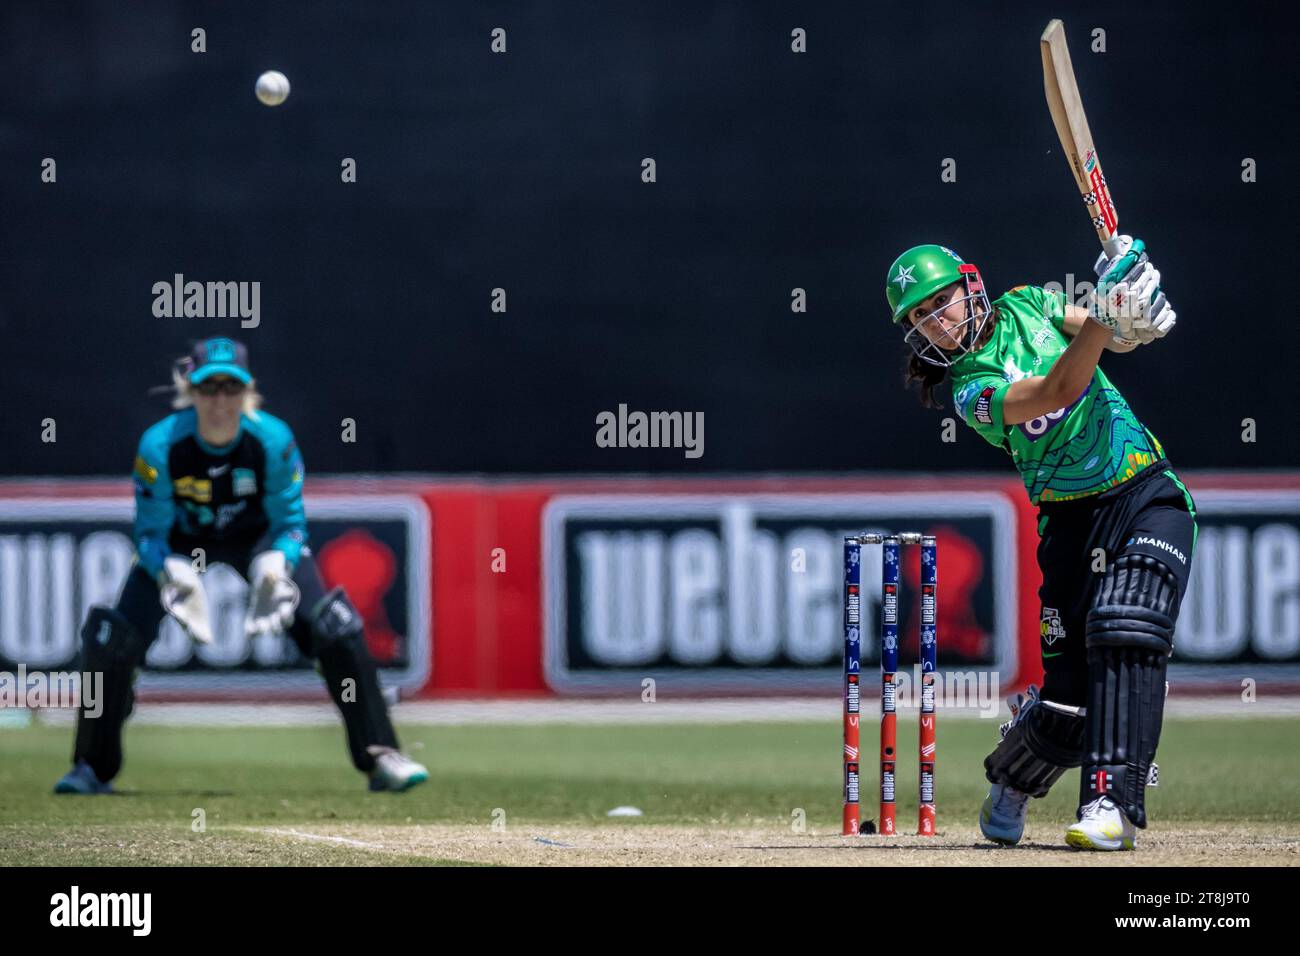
{"left": 949, "top": 283, "right": 1165, "bottom": 503}
{"left": 884, "top": 240, "right": 1194, "bottom": 854}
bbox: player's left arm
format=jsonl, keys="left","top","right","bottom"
{"left": 263, "top": 429, "right": 308, "bottom": 570}
{"left": 1062, "top": 304, "right": 1139, "bottom": 352}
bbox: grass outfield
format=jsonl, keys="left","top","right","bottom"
{"left": 2, "top": 715, "right": 1297, "bottom": 865}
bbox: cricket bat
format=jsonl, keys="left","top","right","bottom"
{"left": 1041, "top": 19, "right": 1121, "bottom": 255}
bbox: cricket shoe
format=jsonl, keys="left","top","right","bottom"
{"left": 979, "top": 782, "right": 1030, "bottom": 845}
{"left": 53, "top": 760, "right": 114, "bottom": 795}
{"left": 367, "top": 747, "right": 429, "bottom": 793}
{"left": 1065, "top": 796, "right": 1136, "bottom": 851}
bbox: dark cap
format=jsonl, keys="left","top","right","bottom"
{"left": 185, "top": 337, "right": 252, "bottom": 385}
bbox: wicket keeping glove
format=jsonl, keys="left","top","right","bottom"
{"left": 159, "top": 555, "right": 214, "bottom": 645}
{"left": 244, "top": 550, "right": 301, "bottom": 638}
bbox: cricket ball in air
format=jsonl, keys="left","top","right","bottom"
{"left": 255, "top": 70, "right": 291, "bottom": 107}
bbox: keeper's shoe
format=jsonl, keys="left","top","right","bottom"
{"left": 979, "top": 782, "right": 1030, "bottom": 845}
{"left": 1066, "top": 796, "right": 1136, "bottom": 851}
{"left": 367, "top": 747, "right": 429, "bottom": 793}
{"left": 53, "top": 760, "right": 115, "bottom": 795}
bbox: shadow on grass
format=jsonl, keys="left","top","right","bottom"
{"left": 106, "top": 788, "right": 394, "bottom": 798}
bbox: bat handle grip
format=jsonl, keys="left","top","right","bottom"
{"left": 1102, "top": 235, "right": 1128, "bottom": 259}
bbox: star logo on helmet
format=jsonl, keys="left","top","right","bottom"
{"left": 893, "top": 264, "right": 917, "bottom": 290}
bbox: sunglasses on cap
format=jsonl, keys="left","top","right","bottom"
{"left": 194, "top": 377, "right": 248, "bottom": 397}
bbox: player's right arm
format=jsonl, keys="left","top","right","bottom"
{"left": 1001, "top": 318, "right": 1111, "bottom": 425}
{"left": 1062, "top": 304, "right": 1139, "bottom": 353}
{"left": 132, "top": 418, "right": 215, "bottom": 644}
{"left": 132, "top": 424, "right": 175, "bottom": 580}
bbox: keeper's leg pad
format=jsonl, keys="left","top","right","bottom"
{"left": 1080, "top": 553, "right": 1178, "bottom": 828}
{"left": 73, "top": 606, "right": 147, "bottom": 780}
{"left": 984, "top": 691, "right": 1085, "bottom": 797}
{"left": 309, "top": 588, "right": 398, "bottom": 766}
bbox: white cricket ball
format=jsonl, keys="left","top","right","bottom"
{"left": 255, "top": 70, "right": 291, "bottom": 107}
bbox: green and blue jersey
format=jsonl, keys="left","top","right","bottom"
{"left": 132, "top": 408, "right": 307, "bottom": 575}
{"left": 950, "top": 286, "right": 1165, "bottom": 504}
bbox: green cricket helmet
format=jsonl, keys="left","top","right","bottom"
{"left": 885, "top": 244, "right": 993, "bottom": 367}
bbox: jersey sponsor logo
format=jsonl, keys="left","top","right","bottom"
{"left": 208, "top": 463, "right": 230, "bottom": 477}
{"left": 214, "top": 500, "right": 248, "bottom": 530}
{"left": 1018, "top": 383, "right": 1090, "bottom": 441}
{"left": 1002, "top": 357, "right": 1030, "bottom": 383}
{"left": 951, "top": 379, "right": 977, "bottom": 416}
{"left": 133, "top": 455, "right": 157, "bottom": 485}
{"left": 173, "top": 476, "right": 212, "bottom": 503}
{"left": 973, "top": 386, "right": 995, "bottom": 425}
{"left": 1126, "top": 535, "right": 1187, "bottom": 566}
{"left": 232, "top": 468, "right": 258, "bottom": 497}
{"left": 1040, "top": 606, "right": 1065, "bottom": 645}
{"left": 282, "top": 442, "right": 305, "bottom": 484}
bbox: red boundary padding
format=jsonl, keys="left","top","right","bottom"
{"left": 415, "top": 474, "right": 1036, "bottom": 696}
{"left": 2, "top": 471, "right": 1287, "bottom": 697}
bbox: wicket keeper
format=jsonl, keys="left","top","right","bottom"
{"left": 54, "top": 337, "right": 428, "bottom": 795}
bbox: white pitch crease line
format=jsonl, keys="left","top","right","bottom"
{"left": 254, "top": 827, "right": 388, "bottom": 851}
